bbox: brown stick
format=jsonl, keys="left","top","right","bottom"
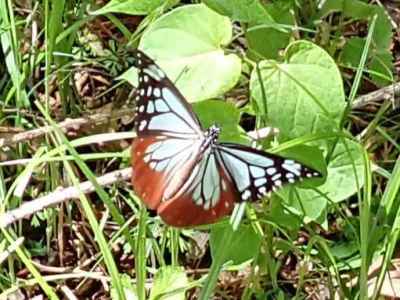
{"left": 0, "top": 168, "right": 132, "bottom": 228}
{"left": 352, "top": 82, "right": 400, "bottom": 109}
{"left": 0, "top": 108, "right": 133, "bottom": 149}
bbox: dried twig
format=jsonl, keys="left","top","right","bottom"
{"left": 0, "top": 108, "right": 133, "bottom": 149}
{"left": 352, "top": 82, "right": 400, "bottom": 109}
{"left": 0, "top": 168, "right": 132, "bottom": 228}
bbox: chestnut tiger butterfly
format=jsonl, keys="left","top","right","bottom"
{"left": 131, "top": 50, "right": 321, "bottom": 227}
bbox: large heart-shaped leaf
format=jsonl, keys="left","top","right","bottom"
{"left": 280, "top": 139, "right": 364, "bottom": 223}
{"left": 250, "top": 40, "right": 346, "bottom": 141}
{"left": 121, "top": 4, "right": 241, "bottom": 102}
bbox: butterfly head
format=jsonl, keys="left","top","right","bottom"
{"left": 206, "top": 124, "right": 221, "bottom": 142}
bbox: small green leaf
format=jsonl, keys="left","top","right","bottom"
{"left": 246, "top": 0, "right": 294, "bottom": 60}
{"left": 92, "top": 0, "right": 177, "bottom": 15}
{"left": 368, "top": 50, "right": 394, "bottom": 86}
{"left": 250, "top": 40, "right": 346, "bottom": 141}
{"left": 210, "top": 223, "right": 261, "bottom": 265}
{"left": 121, "top": 4, "right": 241, "bottom": 102}
{"left": 149, "top": 266, "right": 188, "bottom": 300}
{"left": 281, "top": 139, "right": 364, "bottom": 224}
{"left": 267, "top": 199, "right": 301, "bottom": 231}
{"left": 193, "top": 100, "right": 246, "bottom": 144}
{"left": 203, "top": 0, "right": 274, "bottom": 23}
{"left": 110, "top": 274, "right": 138, "bottom": 300}
{"left": 319, "top": 0, "right": 394, "bottom": 86}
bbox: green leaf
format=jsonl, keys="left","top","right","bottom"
{"left": 110, "top": 274, "right": 138, "bottom": 300}
{"left": 340, "top": 37, "right": 365, "bottom": 67}
{"left": 193, "top": 100, "right": 247, "bottom": 144}
{"left": 149, "top": 266, "right": 188, "bottom": 300}
{"left": 210, "top": 223, "right": 261, "bottom": 265}
{"left": 319, "top": 0, "right": 392, "bottom": 50}
{"left": 330, "top": 241, "right": 358, "bottom": 260}
{"left": 281, "top": 139, "right": 364, "bottom": 225}
{"left": 250, "top": 40, "right": 346, "bottom": 141}
{"left": 203, "top": 0, "right": 274, "bottom": 23}
{"left": 92, "top": 0, "right": 177, "bottom": 15}
{"left": 319, "top": 0, "right": 393, "bottom": 86}
{"left": 246, "top": 0, "right": 294, "bottom": 60}
{"left": 121, "top": 4, "right": 241, "bottom": 102}
{"left": 267, "top": 199, "right": 301, "bottom": 231}
{"left": 368, "top": 50, "right": 394, "bottom": 86}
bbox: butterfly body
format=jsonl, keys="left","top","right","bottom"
{"left": 131, "top": 50, "right": 321, "bottom": 227}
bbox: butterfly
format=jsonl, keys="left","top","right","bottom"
{"left": 131, "top": 50, "right": 321, "bottom": 227}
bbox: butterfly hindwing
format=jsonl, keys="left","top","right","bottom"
{"left": 216, "top": 143, "right": 320, "bottom": 202}
{"left": 157, "top": 150, "right": 238, "bottom": 227}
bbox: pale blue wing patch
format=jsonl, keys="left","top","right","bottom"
{"left": 146, "top": 113, "right": 195, "bottom": 134}
{"left": 144, "top": 138, "right": 202, "bottom": 175}
{"left": 184, "top": 151, "right": 225, "bottom": 210}
{"left": 133, "top": 50, "right": 203, "bottom": 137}
{"left": 216, "top": 144, "right": 321, "bottom": 202}
{"left": 161, "top": 88, "right": 200, "bottom": 132}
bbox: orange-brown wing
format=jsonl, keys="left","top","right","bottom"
{"left": 132, "top": 135, "right": 203, "bottom": 210}
{"left": 158, "top": 165, "right": 237, "bottom": 227}
{"left": 157, "top": 150, "right": 239, "bottom": 227}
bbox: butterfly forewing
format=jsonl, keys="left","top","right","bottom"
{"left": 216, "top": 143, "right": 320, "bottom": 202}
{"left": 132, "top": 50, "right": 203, "bottom": 137}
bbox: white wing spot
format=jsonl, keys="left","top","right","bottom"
{"left": 272, "top": 173, "right": 282, "bottom": 181}
{"left": 282, "top": 162, "right": 301, "bottom": 176}
{"left": 286, "top": 173, "right": 295, "bottom": 179}
{"left": 147, "top": 87, "right": 153, "bottom": 97}
{"left": 275, "top": 180, "right": 282, "bottom": 186}
{"left": 153, "top": 88, "right": 161, "bottom": 97}
{"left": 288, "top": 178, "right": 295, "bottom": 183}
{"left": 258, "top": 187, "right": 266, "bottom": 195}
{"left": 221, "top": 179, "right": 227, "bottom": 191}
{"left": 139, "top": 120, "right": 147, "bottom": 131}
{"left": 143, "top": 75, "right": 149, "bottom": 83}
{"left": 266, "top": 167, "right": 277, "bottom": 175}
{"left": 139, "top": 105, "right": 145, "bottom": 112}
{"left": 242, "top": 190, "right": 251, "bottom": 200}
{"left": 139, "top": 89, "right": 145, "bottom": 96}
{"left": 147, "top": 101, "right": 154, "bottom": 113}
